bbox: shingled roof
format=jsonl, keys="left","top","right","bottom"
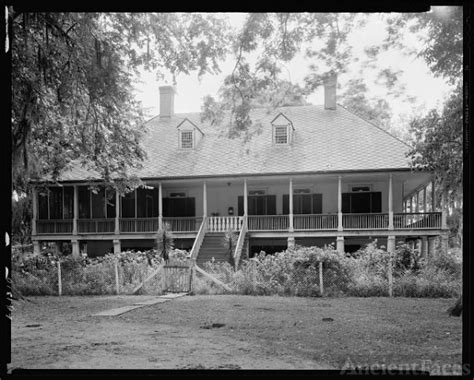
{"left": 56, "top": 104, "right": 411, "bottom": 181}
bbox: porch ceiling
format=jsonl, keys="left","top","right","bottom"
{"left": 141, "top": 170, "right": 430, "bottom": 189}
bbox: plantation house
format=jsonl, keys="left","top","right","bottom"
{"left": 31, "top": 76, "right": 449, "bottom": 264}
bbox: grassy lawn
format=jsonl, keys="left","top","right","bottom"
{"left": 9, "top": 295, "right": 462, "bottom": 371}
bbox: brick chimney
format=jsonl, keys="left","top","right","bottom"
{"left": 159, "top": 85, "right": 175, "bottom": 118}
{"left": 323, "top": 73, "right": 337, "bottom": 110}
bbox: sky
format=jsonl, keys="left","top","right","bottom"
{"left": 132, "top": 12, "right": 454, "bottom": 132}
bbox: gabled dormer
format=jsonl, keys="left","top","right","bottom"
{"left": 270, "top": 113, "right": 294, "bottom": 145}
{"left": 176, "top": 118, "right": 204, "bottom": 149}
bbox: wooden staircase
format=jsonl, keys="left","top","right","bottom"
{"left": 196, "top": 232, "right": 229, "bottom": 266}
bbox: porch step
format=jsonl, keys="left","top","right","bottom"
{"left": 196, "top": 232, "right": 229, "bottom": 266}
{"left": 196, "top": 232, "right": 250, "bottom": 267}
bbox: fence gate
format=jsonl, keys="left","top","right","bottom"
{"left": 163, "top": 258, "right": 194, "bottom": 293}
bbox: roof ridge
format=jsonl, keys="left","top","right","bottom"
{"left": 336, "top": 103, "right": 412, "bottom": 149}
{"left": 168, "top": 103, "right": 321, "bottom": 117}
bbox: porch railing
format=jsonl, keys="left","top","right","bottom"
{"left": 293, "top": 214, "right": 338, "bottom": 230}
{"left": 190, "top": 217, "right": 208, "bottom": 258}
{"left": 78, "top": 219, "right": 115, "bottom": 233}
{"left": 207, "top": 216, "right": 243, "bottom": 232}
{"left": 36, "top": 212, "right": 443, "bottom": 235}
{"left": 248, "top": 215, "right": 289, "bottom": 231}
{"left": 162, "top": 217, "right": 203, "bottom": 232}
{"left": 36, "top": 220, "right": 73, "bottom": 234}
{"left": 394, "top": 212, "right": 441, "bottom": 229}
{"left": 343, "top": 213, "right": 389, "bottom": 229}
{"left": 233, "top": 215, "right": 248, "bottom": 269}
{"left": 120, "top": 218, "right": 159, "bottom": 233}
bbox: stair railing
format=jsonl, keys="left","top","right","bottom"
{"left": 233, "top": 215, "right": 248, "bottom": 270}
{"left": 190, "top": 216, "right": 208, "bottom": 259}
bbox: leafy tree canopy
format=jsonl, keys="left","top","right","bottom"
{"left": 11, "top": 11, "right": 231, "bottom": 194}
{"left": 407, "top": 83, "right": 463, "bottom": 205}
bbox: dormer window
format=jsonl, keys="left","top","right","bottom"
{"left": 180, "top": 130, "right": 194, "bottom": 149}
{"left": 271, "top": 113, "right": 294, "bottom": 145}
{"left": 274, "top": 125, "right": 289, "bottom": 144}
{"left": 177, "top": 118, "right": 204, "bottom": 149}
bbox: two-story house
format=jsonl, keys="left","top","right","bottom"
{"left": 31, "top": 75, "right": 449, "bottom": 264}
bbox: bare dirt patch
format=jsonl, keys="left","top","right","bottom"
{"left": 9, "top": 295, "right": 462, "bottom": 371}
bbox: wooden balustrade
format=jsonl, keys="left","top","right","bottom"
{"left": 36, "top": 212, "right": 444, "bottom": 235}
{"left": 78, "top": 219, "right": 115, "bottom": 233}
{"left": 293, "top": 214, "right": 338, "bottom": 230}
{"left": 233, "top": 215, "right": 248, "bottom": 268}
{"left": 207, "top": 216, "right": 243, "bottom": 232}
{"left": 162, "top": 217, "right": 203, "bottom": 232}
{"left": 36, "top": 220, "right": 73, "bottom": 234}
{"left": 393, "top": 212, "right": 441, "bottom": 229}
{"left": 342, "top": 213, "right": 389, "bottom": 229}
{"left": 120, "top": 218, "right": 159, "bottom": 233}
{"left": 248, "top": 215, "right": 289, "bottom": 231}
{"left": 190, "top": 217, "right": 208, "bottom": 258}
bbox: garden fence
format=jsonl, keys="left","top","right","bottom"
{"left": 12, "top": 246, "right": 461, "bottom": 298}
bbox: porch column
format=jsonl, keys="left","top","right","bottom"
{"left": 71, "top": 239, "right": 80, "bottom": 257}
{"left": 115, "top": 190, "right": 120, "bottom": 235}
{"left": 387, "top": 235, "right": 396, "bottom": 254}
{"left": 32, "top": 187, "right": 37, "bottom": 236}
{"left": 243, "top": 178, "right": 248, "bottom": 229}
{"left": 113, "top": 239, "right": 121, "bottom": 254}
{"left": 158, "top": 182, "right": 163, "bottom": 230}
{"left": 441, "top": 191, "right": 448, "bottom": 230}
{"left": 428, "top": 236, "right": 436, "bottom": 257}
{"left": 337, "top": 175, "right": 343, "bottom": 232}
{"left": 431, "top": 179, "right": 436, "bottom": 211}
{"left": 73, "top": 185, "right": 78, "bottom": 235}
{"left": 288, "top": 177, "right": 295, "bottom": 248}
{"left": 336, "top": 236, "right": 344, "bottom": 254}
{"left": 423, "top": 186, "right": 427, "bottom": 213}
{"left": 203, "top": 181, "right": 207, "bottom": 217}
{"left": 388, "top": 174, "right": 394, "bottom": 230}
{"left": 387, "top": 235, "right": 395, "bottom": 297}
{"left": 33, "top": 240, "right": 40, "bottom": 255}
{"left": 289, "top": 177, "right": 294, "bottom": 232}
{"left": 421, "top": 236, "right": 428, "bottom": 258}
{"left": 441, "top": 232, "right": 449, "bottom": 255}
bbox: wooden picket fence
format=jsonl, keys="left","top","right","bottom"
{"left": 162, "top": 257, "right": 194, "bottom": 293}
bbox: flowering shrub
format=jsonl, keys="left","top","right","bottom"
{"left": 193, "top": 241, "right": 461, "bottom": 298}
{"left": 12, "top": 241, "right": 461, "bottom": 298}
{"left": 11, "top": 248, "right": 189, "bottom": 296}
{"left": 11, "top": 249, "right": 59, "bottom": 295}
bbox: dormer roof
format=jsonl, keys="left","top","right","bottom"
{"left": 176, "top": 118, "right": 204, "bottom": 135}
{"left": 270, "top": 112, "right": 295, "bottom": 130}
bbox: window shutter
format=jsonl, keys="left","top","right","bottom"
{"left": 162, "top": 198, "right": 170, "bottom": 217}
{"left": 312, "top": 194, "right": 323, "bottom": 214}
{"left": 371, "top": 192, "right": 382, "bottom": 213}
{"left": 266, "top": 195, "right": 276, "bottom": 215}
{"left": 185, "top": 198, "right": 196, "bottom": 217}
{"left": 238, "top": 196, "right": 244, "bottom": 216}
{"left": 283, "top": 194, "right": 289, "bottom": 215}
{"left": 342, "top": 193, "right": 350, "bottom": 213}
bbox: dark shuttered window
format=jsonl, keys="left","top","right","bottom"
{"left": 283, "top": 194, "right": 323, "bottom": 214}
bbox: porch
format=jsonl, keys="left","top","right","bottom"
{"left": 35, "top": 211, "right": 442, "bottom": 235}
{"left": 32, "top": 171, "right": 448, "bottom": 257}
